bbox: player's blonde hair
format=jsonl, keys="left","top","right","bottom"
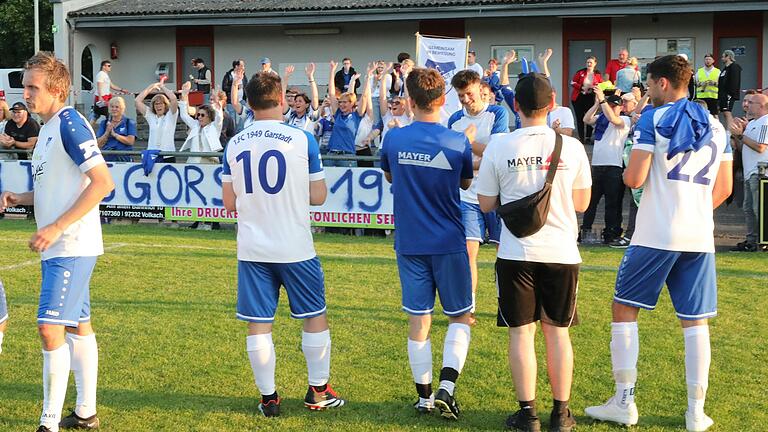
{"left": 24, "top": 51, "right": 71, "bottom": 103}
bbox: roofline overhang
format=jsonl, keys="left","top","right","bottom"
{"left": 68, "top": 0, "right": 768, "bottom": 28}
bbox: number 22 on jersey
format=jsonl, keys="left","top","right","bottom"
{"left": 666, "top": 141, "right": 718, "bottom": 186}
{"left": 235, "top": 149, "right": 287, "bottom": 194}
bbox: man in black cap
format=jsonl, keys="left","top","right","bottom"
{"left": 476, "top": 73, "right": 592, "bottom": 432}
{"left": 580, "top": 86, "right": 632, "bottom": 245}
{"left": 0, "top": 102, "right": 40, "bottom": 160}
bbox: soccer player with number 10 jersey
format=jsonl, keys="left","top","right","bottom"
{"left": 221, "top": 72, "right": 344, "bottom": 418}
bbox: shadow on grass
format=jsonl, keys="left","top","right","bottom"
{"left": 0, "top": 381, "right": 689, "bottom": 430}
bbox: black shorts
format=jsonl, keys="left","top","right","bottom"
{"left": 718, "top": 95, "right": 736, "bottom": 112}
{"left": 93, "top": 105, "right": 108, "bottom": 118}
{"left": 496, "top": 259, "right": 580, "bottom": 328}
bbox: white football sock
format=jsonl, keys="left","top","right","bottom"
{"left": 407, "top": 338, "right": 432, "bottom": 385}
{"left": 610, "top": 322, "right": 639, "bottom": 407}
{"left": 246, "top": 334, "right": 276, "bottom": 396}
{"left": 67, "top": 333, "right": 99, "bottom": 418}
{"left": 684, "top": 325, "right": 710, "bottom": 416}
{"left": 470, "top": 292, "right": 476, "bottom": 313}
{"left": 302, "top": 330, "right": 331, "bottom": 387}
{"left": 442, "top": 323, "right": 471, "bottom": 373}
{"left": 0, "top": 331, "right": 4, "bottom": 354}
{"left": 439, "top": 323, "right": 471, "bottom": 395}
{"left": 41, "top": 344, "right": 71, "bottom": 431}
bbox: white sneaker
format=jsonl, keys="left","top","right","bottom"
{"left": 585, "top": 396, "right": 639, "bottom": 426}
{"left": 685, "top": 410, "right": 714, "bottom": 432}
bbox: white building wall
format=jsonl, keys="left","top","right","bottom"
{"left": 611, "top": 14, "right": 714, "bottom": 68}
{"left": 466, "top": 17, "right": 564, "bottom": 104}
{"left": 70, "top": 28, "right": 176, "bottom": 114}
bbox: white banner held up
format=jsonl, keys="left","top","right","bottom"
{"left": 415, "top": 33, "right": 469, "bottom": 123}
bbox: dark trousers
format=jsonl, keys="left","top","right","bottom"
{"left": 356, "top": 146, "right": 374, "bottom": 168}
{"left": 581, "top": 165, "right": 625, "bottom": 240}
{"left": 701, "top": 98, "right": 719, "bottom": 116}
{"left": 572, "top": 92, "right": 595, "bottom": 142}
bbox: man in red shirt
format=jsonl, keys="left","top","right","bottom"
{"left": 605, "top": 48, "right": 636, "bottom": 83}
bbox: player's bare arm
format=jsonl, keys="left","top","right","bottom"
{"left": 712, "top": 160, "right": 733, "bottom": 209}
{"left": 29, "top": 163, "right": 114, "bottom": 253}
{"left": 222, "top": 181, "right": 236, "bottom": 212}
{"left": 309, "top": 179, "right": 327, "bottom": 206}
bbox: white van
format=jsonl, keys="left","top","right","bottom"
{"left": 0, "top": 68, "right": 24, "bottom": 107}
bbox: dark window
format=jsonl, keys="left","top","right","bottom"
{"left": 8, "top": 71, "right": 23, "bottom": 88}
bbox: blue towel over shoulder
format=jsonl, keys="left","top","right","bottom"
{"left": 656, "top": 98, "right": 712, "bottom": 159}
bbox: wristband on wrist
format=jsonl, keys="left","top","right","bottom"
{"left": 599, "top": 99, "right": 607, "bottom": 104}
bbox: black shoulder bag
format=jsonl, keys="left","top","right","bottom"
{"left": 496, "top": 132, "right": 563, "bottom": 238}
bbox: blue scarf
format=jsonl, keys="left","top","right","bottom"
{"left": 141, "top": 149, "right": 161, "bottom": 176}
{"left": 593, "top": 114, "right": 610, "bottom": 141}
{"left": 656, "top": 98, "right": 712, "bottom": 159}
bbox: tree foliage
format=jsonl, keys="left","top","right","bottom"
{"left": 0, "top": 0, "right": 54, "bottom": 67}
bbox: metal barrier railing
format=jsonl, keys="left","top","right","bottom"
{"left": 0, "top": 149, "right": 379, "bottom": 162}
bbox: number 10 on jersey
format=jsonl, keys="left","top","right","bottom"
{"left": 235, "top": 150, "right": 287, "bottom": 194}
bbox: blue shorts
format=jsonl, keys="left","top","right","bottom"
{"left": 461, "top": 201, "right": 500, "bottom": 244}
{"left": 38, "top": 256, "right": 98, "bottom": 327}
{"left": 0, "top": 280, "right": 7, "bottom": 324}
{"left": 237, "top": 258, "right": 327, "bottom": 323}
{"left": 397, "top": 252, "right": 473, "bottom": 316}
{"left": 614, "top": 246, "right": 717, "bottom": 320}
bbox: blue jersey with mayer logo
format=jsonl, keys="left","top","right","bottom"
{"left": 381, "top": 121, "right": 473, "bottom": 255}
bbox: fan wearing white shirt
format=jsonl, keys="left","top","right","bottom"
{"left": 581, "top": 87, "right": 631, "bottom": 244}
{"left": 1, "top": 52, "right": 115, "bottom": 432}
{"left": 728, "top": 92, "right": 768, "bottom": 251}
{"left": 135, "top": 82, "right": 179, "bottom": 162}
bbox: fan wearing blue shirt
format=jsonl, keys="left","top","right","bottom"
{"left": 325, "top": 60, "right": 372, "bottom": 167}
{"left": 381, "top": 67, "right": 474, "bottom": 420}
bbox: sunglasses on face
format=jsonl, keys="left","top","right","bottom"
{"left": 196, "top": 113, "right": 207, "bottom": 119}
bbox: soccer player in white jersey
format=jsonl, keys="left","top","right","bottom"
{"left": 447, "top": 70, "right": 509, "bottom": 325}
{"left": 0, "top": 52, "right": 115, "bottom": 432}
{"left": 221, "top": 72, "right": 344, "bottom": 418}
{"left": 585, "top": 55, "right": 733, "bottom": 432}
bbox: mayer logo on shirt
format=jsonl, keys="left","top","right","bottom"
{"left": 398, "top": 150, "right": 452, "bottom": 170}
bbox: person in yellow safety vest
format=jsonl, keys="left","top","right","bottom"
{"left": 696, "top": 53, "right": 720, "bottom": 115}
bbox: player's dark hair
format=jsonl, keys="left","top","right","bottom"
{"left": 479, "top": 80, "right": 492, "bottom": 92}
{"left": 397, "top": 52, "right": 411, "bottom": 63}
{"left": 744, "top": 89, "right": 758, "bottom": 96}
{"left": 451, "top": 69, "right": 481, "bottom": 90}
{"left": 645, "top": 55, "right": 692, "bottom": 90}
{"left": 406, "top": 68, "right": 444, "bottom": 112}
{"left": 246, "top": 72, "right": 282, "bottom": 110}
{"left": 100, "top": 60, "right": 111, "bottom": 68}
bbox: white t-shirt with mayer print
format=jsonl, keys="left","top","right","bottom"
{"left": 476, "top": 126, "right": 592, "bottom": 264}
{"left": 742, "top": 113, "right": 768, "bottom": 177}
{"left": 591, "top": 116, "right": 631, "bottom": 167}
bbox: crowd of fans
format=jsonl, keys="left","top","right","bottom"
{"left": 0, "top": 47, "right": 764, "bottom": 250}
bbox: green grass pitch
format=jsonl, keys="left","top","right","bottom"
{"left": 0, "top": 220, "right": 765, "bottom": 431}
